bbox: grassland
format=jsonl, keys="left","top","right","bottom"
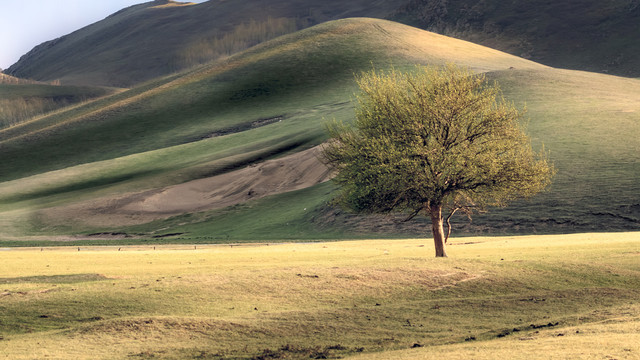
{"left": 0, "top": 18, "right": 638, "bottom": 242}
{"left": 2, "top": 7, "right": 638, "bottom": 360}
{"left": 1, "top": 232, "right": 639, "bottom": 359}
{"left": 0, "top": 18, "right": 545, "bottom": 238}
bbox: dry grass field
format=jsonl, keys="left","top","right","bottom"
{"left": 1, "top": 232, "right": 639, "bottom": 359}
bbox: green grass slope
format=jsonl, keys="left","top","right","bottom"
{"left": 0, "top": 18, "right": 544, "bottom": 239}
{"left": 474, "top": 69, "right": 640, "bottom": 234}
{"left": 0, "top": 18, "right": 637, "bottom": 242}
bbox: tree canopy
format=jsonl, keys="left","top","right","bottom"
{"left": 322, "top": 64, "right": 554, "bottom": 257}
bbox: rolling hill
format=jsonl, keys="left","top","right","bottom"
{"left": 0, "top": 18, "right": 638, "bottom": 243}
{"left": 4, "top": 0, "right": 403, "bottom": 87}
{"left": 6, "top": 0, "right": 640, "bottom": 88}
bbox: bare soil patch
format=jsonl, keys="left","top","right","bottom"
{"left": 39, "top": 146, "right": 332, "bottom": 228}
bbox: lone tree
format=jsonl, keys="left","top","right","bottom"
{"left": 322, "top": 65, "right": 554, "bottom": 257}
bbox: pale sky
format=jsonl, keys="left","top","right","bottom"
{"left": 0, "top": 0, "right": 207, "bottom": 70}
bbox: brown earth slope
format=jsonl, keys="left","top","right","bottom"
{"left": 38, "top": 146, "right": 332, "bottom": 228}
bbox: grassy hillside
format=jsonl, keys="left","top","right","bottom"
{"left": 1, "top": 234, "right": 639, "bottom": 359}
{"left": 475, "top": 69, "right": 640, "bottom": 233}
{"left": 0, "top": 18, "right": 637, "bottom": 241}
{"left": 6, "top": 0, "right": 640, "bottom": 88}
{"left": 392, "top": 0, "right": 640, "bottom": 77}
{"left": 5, "top": 0, "right": 401, "bottom": 87}
{"left": 0, "top": 18, "right": 551, "bottom": 239}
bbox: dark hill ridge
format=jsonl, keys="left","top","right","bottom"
{"left": 391, "top": 0, "right": 640, "bottom": 77}
{"left": 7, "top": 0, "right": 640, "bottom": 87}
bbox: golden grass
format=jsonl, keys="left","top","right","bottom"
{"left": 351, "top": 306, "right": 640, "bottom": 360}
{"left": 1, "top": 233, "right": 639, "bottom": 359}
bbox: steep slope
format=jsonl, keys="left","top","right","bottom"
{"left": 0, "top": 18, "right": 539, "bottom": 183}
{"left": 127, "top": 67, "right": 640, "bottom": 240}
{"left": 469, "top": 68, "right": 640, "bottom": 233}
{"left": 0, "top": 18, "right": 637, "bottom": 241}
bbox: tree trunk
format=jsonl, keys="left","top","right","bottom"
{"left": 429, "top": 204, "right": 448, "bottom": 257}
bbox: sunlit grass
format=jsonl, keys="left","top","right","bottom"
{"left": 1, "top": 233, "right": 638, "bottom": 359}
{"left": 352, "top": 315, "right": 640, "bottom": 359}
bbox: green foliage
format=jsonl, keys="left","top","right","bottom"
{"left": 323, "top": 65, "right": 554, "bottom": 241}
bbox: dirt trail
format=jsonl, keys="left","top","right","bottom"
{"left": 40, "top": 146, "right": 333, "bottom": 228}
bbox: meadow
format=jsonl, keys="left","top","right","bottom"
{"left": 1, "top": 19, "right": 638, "bottom": 242}
{"left": 2, "top": 4, "right": 639, "bottom": 359}
{"left": 1, "top": 232, "right": 639, "bottom": 359}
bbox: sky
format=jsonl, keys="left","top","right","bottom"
{"left": 0, "top": 0, "right": 207, "bottom": 70}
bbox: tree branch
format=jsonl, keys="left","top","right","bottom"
{"left": 401, "top": 207, "right": 422, "bottom": 222}
{"left": 444, "top": 207, "right": 461, "bottom": 244}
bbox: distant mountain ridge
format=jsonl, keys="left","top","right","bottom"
{"left": 6, "top": 0, "right": 640, "bottom": 87}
